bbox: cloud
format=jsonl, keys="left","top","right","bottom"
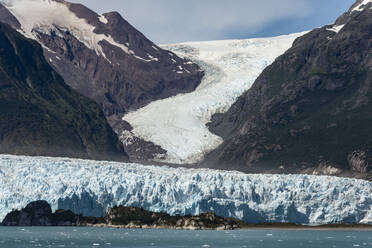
{"left": 69, "top": 0, "right": 353, "bottom": 44}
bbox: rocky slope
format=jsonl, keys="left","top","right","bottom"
{"left": 0, "top": 0, "right": 203, "bottom": 160}
{"left": 205, "top": 0, "right": 372, "bottom": 179}
{"left": 1, "top": 201, "right": 242, "bottom": 230}
{"left": 0, "top": 23, "right": 128, "bottom": 161}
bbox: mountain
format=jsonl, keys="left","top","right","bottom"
{"left": 1, "top": 154, "right": 372, "bottom": 225}
{"left": 0, "top": 22, "right": 128, "bottom": 161}
{"left": 0, "top": 0, "right": 204, "bottom": 160}
{"left": 204, "top": 0, "right": 372, "bottom": 179}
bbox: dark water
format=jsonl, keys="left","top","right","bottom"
{"left": 0, "top": 227, "right": 371, "bottom": 248}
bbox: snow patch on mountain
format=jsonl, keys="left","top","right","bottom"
{"left": 0, "top": 154, "right": 371, "bottom": 224}
{"left": 1, "top": 0, "right": 155, "bottom": 62}
{"left": 351, "top": 0, "right": 372, "bottom": 12}
{"left": 98, "top": 14, "right": 108, "bottom": 24}
{"left": 326, "top": 24, "right": 345, "bottom": 33}
{"left": 123, "top": 32, "right": 306, "bottom": 164}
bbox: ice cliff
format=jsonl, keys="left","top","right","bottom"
{"left": 0, "top": 155, "right": 371, "bottom": 224}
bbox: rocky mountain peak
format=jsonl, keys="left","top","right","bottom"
{"left": 2, "top": 200, "right": 53, "bottom": 226}
{"left": 335, "top": 0, "right": 372, "bottom": 25}
{"left": 0, "top": 0, "right": 202, "bottom": 114}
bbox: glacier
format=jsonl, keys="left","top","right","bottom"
{"left": 1, "top": 154, "right": 372, "bottom": 225}
{"left": 122, "top": 32, "right": 307, "bottom": 164}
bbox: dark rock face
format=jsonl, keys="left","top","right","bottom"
{"left": 0, "top": 23, "right": 128, "bottom": 161}
{"left": 348, "top": 150, "right": 372, "bottom": 173}
{"left": 2, "top": 201, "right": 53, "bottom": 226}
{"left": 205, "top": 1, "right": 372, "bottom": 179}
{"left": 1, "top": 200, "right": 103, "bottom": 226}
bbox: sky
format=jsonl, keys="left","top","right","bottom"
{"left": 70, "top": 0, "right": 355, "bottom": 44}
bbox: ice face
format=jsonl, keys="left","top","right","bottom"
{"left": 1, "top": 154, "right": 371, "bottom": 224}
{"left": 123, "top": 32, "right": 307, "bottom": 164}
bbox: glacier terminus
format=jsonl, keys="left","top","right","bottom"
{"left": 0, "top": 154, "right": 371, "bottom": 225}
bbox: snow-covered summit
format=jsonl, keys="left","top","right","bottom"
{"left": 1, "top": 0, "right": 154, "bottom": 62}
{"left": 1, "top": 154, "right": 372, "bottom": 224}
{"left": 0, "top": 0, "right": 205, "bottom": 144}
{"left": 122, "top": 32, "right": 307, "bottom": 164}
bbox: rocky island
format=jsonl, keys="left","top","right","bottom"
{"left": 3, "top": 200, "right": 372, "bottom": 230}
{"left": 1, "top": 201, "right": 243, "bottom": 230}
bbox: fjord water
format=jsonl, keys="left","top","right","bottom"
{"left": 0, "top": 227, "right": 371, "bottom": 248}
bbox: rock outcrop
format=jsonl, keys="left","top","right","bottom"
{"left": 1, "top": 201, "right": 102, "bottom": 226}
{"left": 1, "top": 201, "right": 242, "bottom": 230}
{"left": 205, "top": 0, "right": 372, "bottom": 179}
{"left": 103, "top": 206, "right": 241, "bottom": 230}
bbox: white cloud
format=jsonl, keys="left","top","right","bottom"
{"left": 68, "top": 0, "right": 311, "bottom": 43}
{"left": 69, "top": 0, "right": 354, "bottom": 44}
